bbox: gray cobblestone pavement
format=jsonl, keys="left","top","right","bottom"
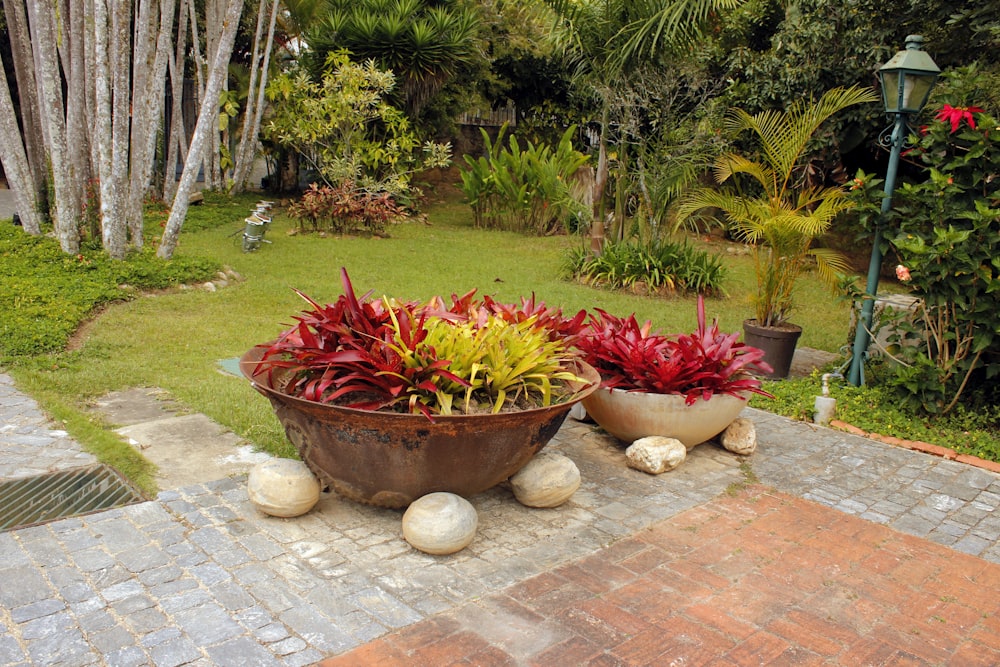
{"left": 1, "top": 373, "right": 998, "bottom": 665}
{"left": 0, "top": 374, "right": 96, "bottom": 481}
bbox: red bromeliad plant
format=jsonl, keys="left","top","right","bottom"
{"left": 573, "top": 296, "right": 774, "bottom": 405}
{"left": 254, "top": 269, "right": 589, "bottom": 419}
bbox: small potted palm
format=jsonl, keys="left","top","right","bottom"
{"left": 677, "top": 86, "right": 879, "bottom": 377}
{"left": 241, "top": 268, "right": 600, "bottom": 508}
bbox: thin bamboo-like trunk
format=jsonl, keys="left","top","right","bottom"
{"left": 27, "top": 0, "right": 79, "bottom": 253}
{"left": 0, "top": 54, "right": 44, "bottom": 233}
{"left": 230, "top": 0, "right": 279, "bottom": 193}
{"left": 3, "top": 0, "right": 48, "bottom": 204}
{"left": 158, "top": 0, "right": 244, "bottom": 258}
{"left": 163, "top": 0, "right": 190, "bottom": 201}
{"left": 126, "top": 0, "right": 176, "bottom": 244}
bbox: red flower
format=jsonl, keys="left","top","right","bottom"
{"left": 936, "top": 104, "right": 984, "bottom": 133}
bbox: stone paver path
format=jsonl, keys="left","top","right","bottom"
{"left": 0, "top": 374, "right": 96, "bottom": 481}
{"left": 1, "top": 373, "right": 999, "bottom": 666}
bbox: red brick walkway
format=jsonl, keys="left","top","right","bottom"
{"left": 319, "top": 486, "right": 1000, "bottom": 666}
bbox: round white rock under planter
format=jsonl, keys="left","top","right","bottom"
{"left": 247, "top": 458, "right": 321, "bottom": 518}
{"left": 402, "top": 492, "right": 478, "bottom": 555}
{"left": 509, "top": 451, "right": 581, "bottom": 508}
{"left": 625, "top": 436, "right": 687, "bottom": 474}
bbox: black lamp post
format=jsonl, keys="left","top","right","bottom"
{"left": 847, "top": 35, "right": 940, "bottom": 386}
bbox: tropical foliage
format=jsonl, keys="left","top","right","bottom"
{"left": 459, "top": 125, "right": 591, "bottom": 234}
{"left": 287, "top": 183, "right": 405, "bottom": 235}
{"left": 254, "top": 269, "right": 588, "bottom": 419}
{"left": 302, "top": 0, "right": 481, "bottom": 117}
{"left": 562, "top": 238, "right": 727, "bottom": 296}
{"left": 677, "top": 85, "right": 879, "bottom": 327}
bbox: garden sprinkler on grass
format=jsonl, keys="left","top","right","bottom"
{"left": 240, "top": 201, "right": 276, "bottom": 252}
{"left": 814, "top": 373, "right": 842, "bottom": 426}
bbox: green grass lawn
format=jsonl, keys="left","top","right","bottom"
{"left": 5, "top": 189, "right": 995, "bottom": 491}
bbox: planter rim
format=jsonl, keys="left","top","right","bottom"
{"left": 240, "top": 343, "right": 601, "bottom": 421}
{"left": 743, "top": 318, "right": 803, "bottom": 334}
{"left": 597, "top": 386, "right": 751, "bottom": 402}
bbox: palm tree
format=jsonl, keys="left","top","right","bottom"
{"left": 305, "top": 0, "right": 480, "bottom": 116}
{"left": 677, "top": 85, "right": 880, "bottom": 328}
{"left": 542, "top": 0, "right": 742, "bottom": 252}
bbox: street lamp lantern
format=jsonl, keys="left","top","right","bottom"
{"left": 878, "top": 35, "right": 941, "bottom": 114}
{"left": 847, "top": 35, "right": 940, "bottom": 387}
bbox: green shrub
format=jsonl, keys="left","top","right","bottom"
{"left": 460, "top": 124, "right": 590, "bottom": 235}
{"left": 264, "top": 52, "right": 451, "bottom": 204}
{"left": 0, "top": 225, "right": 219, "bottom": 359}
{"left": 851, "top": 67, "right": 1000, "bottom": 416}
{"left": 562, "top": 237, "right": 727, "bottom": 296}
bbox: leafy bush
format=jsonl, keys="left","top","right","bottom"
{"left": 287, "top": 182, "right": 404, "bottom": 235}
{"left": 0, "top": 226, "right": 219, "bottom": 359}
{"left": 573, "top": 297, "right": 772, "bottom": 404}
{"left": 854, "top": 68, "right": 1000, "bottom": 415}
{"left": 264, "top": 51, "right": 451, "bottom": 203}
{"left": 254, "top": 269, "right": 588, "bottom": 419}
{"left": 459, "top": 124, "right": 590, "bottom": 235}
{"left": 562, "top": 237, "right": 727, "bottom": 296}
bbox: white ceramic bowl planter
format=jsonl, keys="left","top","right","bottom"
{"left": 581, "top": 389, "right": 749, "bottom": 448}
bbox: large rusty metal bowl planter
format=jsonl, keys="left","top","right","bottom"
{"left": 241, "top": 345, "right": 600, "bottom": 509}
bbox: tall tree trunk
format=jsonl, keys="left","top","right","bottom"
{"left": 0, "top": 53, "right": 44, "bottom": 234}
{"left": 2, "top": 0, "right": 48, "bottom": 206}
{"left": 205, "top": 0, "right": 225, "bottom": 190}
{"left": 96, "top": 0, "right": 133, "bottom": 258}
{"left": 125, "top": 0, "right": 176, "bottom": 244}
{"left": 230, "top": 0, "right": 279, "bottom": 193}
{"left": 65, "top": 0, "right": 92, "bottom": 228}
{"left": 187, "top": 0, "right": 209, "bottom": 190}
{"left": 158, "top": 0, "right": 243, "bottom": 259}
{"left": 591, "top": 104, "right": 609, "bottom": 255}
{"left": 84, "top": 0, "right": 101, "bottom": 179}
{"left": 163, "top": 0, "right": 190, "bottom": 201}
{"left": 27, "top": 0, "right": 79, "bottom": 253}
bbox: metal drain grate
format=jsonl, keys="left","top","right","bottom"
{"left": 0, "top": 464, "right": 144, "bottom": 532}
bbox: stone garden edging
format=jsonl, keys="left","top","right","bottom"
{"left": 830, "top": 419, "right": 1000, "bottom": 474}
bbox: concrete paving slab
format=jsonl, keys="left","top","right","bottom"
{"left": 90, "top": 388, "right": 187, "bottom": 427}
{"left": 116, "top": 414, "right": 271, "bottom": 490}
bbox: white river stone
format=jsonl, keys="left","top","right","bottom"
{"left": 625, "top": 436, "right": 687, "bottom": 474}
{"left": 247, "top": 459, "right": 321, "bottom": 518}
{"left": 402, "top": 492, "right": 478, "bottom": 555}
{"left": 510, "top": 451, "right": 581, "bottom": 508}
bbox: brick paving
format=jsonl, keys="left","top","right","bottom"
{"left": 2, "top": 370, "right": 1000, "bottom": 665}
{"left": 320, "top": 486, "right": 1000, "bottom": 666}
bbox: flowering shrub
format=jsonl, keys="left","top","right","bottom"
{"left": 855, "top": 68, "right": 1000, "bottom": 415}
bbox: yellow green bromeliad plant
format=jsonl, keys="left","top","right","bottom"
{"left": 255, "top": 268, "right": 589, "bottom": 420}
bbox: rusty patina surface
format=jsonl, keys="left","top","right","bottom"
{"left": 241, "top": 346, "right": 599, "bottom": 508}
